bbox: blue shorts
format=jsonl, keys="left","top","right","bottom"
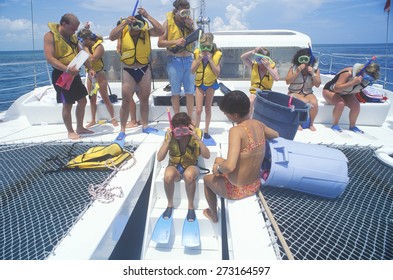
{"left": 166, "top": 56, "right": 195, "bottom": 95}
{"left": 198, "top": 81, "right": 219, "bottom": 91}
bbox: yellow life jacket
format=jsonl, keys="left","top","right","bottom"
{"left": 88, "top": 39, "right": 104, "bottom": 72}
{"left": 194, "top": 49, "right": 222, "bottom": 86}
{"left": 250, "top": 61, "right": 276, "bottom": 94}
{"left": 120, "top": 22, "right": 151, "bottom": 65}
{"left": 48, "top": 23, "right": 78, "bottom": 66}
{"left": 65, "top": 143, "right": 132, "bottom": 169}
{"left": 166, "top": 12, "right": 193, "bottom": 53}
{"left": 168, "top": 128, "right": 202, "bottom": 169}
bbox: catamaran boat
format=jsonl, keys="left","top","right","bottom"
{"left": 1, "top": 5, "right": 392, "bottom": 260}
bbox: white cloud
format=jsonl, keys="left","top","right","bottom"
{"left": 211, "top": 2, "right": 256, "bottom": 31}
{"left": 0, "top": 16, "right": 31, "bottom": 31}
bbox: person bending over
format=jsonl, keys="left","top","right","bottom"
{"left": 322, "top": 62, "right": 380, "bottom": 133}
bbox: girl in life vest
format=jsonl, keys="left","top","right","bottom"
{"left": 77, "top": 28, "right": 118, "bottom": 127}
{"left": 156, "top": 112, "right": 210, "bottom": 221}
{"left": 241, "top": 47, "right": 280, "bottom": 117}
{"left": 191, "top": 33, "right": 222, "bottom": 138}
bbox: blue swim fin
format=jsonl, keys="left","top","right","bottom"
{"left": 143, "top": 126, "right": 166, "bottom": 136}
{"left": 114, "top": 132, "right": 126, "bottom": 148}
{"left": 151, "top": 208, "right": 173, "bottom": 244}
{"left": 182, "top": 209, "right": 200, "bottom": 247}
{"left": 202, "top": 133, "right": 216, "bottom": 146}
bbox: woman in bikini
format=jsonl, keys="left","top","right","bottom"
{"left": 322, "top": 62, "right": 380, "bottom": 133}
{"left": 203, "top": 91, "right": 279, "bottom": 223}
{"left": 286, "top": 48, "right": 321, "bottom": 131}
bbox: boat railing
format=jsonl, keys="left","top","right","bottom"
{"left": 314, "top": 51, "right": 393, "bottom": 90}
{"left": 1, "top": 51, "right": 392, "bottom": 112}
{"left": 0, "top": 60, "right": 52, "bottom": 110}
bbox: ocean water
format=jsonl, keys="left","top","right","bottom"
{"left": 0, "top": 43, "right": 392, "bottom": 112}
{"left": 0, "top": 50, "right": 49, "bottom": 112}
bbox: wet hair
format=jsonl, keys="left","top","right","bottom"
{"left": 256, "top": 47, "right": 270, "bottom": 57}
{"left": 171, "top": 112, "right": 191, "bottom": 127}
{"left": 173, "top": 0, "right": 190, "bottom": 10}
{"left": 365, "top": 62, "right": 380, "bottom": 80}
{"left": 219, "top": 90, "right": 250, "bottom": 118}
{"left": 291, "top": 48, "right": 317, "bottom": 67}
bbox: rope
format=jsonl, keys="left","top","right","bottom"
{"left": 88, "top": 149, "right": 137, "bottom": 203}
{"left": 257, "top": 190, "right": 294, "bottom": 260}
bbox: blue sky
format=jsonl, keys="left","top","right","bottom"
{"left": 0, "top": 0, "right": 391, "bottom": 51}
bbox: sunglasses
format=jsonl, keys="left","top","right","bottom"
{"left": 173, "top": 126, "right": 191, "bottom": 137}
{"left": 298, "top": 55, "right": 310, "bottom": 64}
{"left": 200, "top": 44, "right": 213, "bottom": 52}
{"left": 179, "top": 9, "right": 190, "bottom": 18}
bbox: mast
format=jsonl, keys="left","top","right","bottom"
{"left": 30, "top": 0, "right": 37, "bottom": 88}
{"left": 384, "top": 3, "right": 390, "bottom": 89}
{"left": 190, "top": 0, "right": 210, "bottom": 31}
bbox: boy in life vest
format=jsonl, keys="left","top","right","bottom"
{"left": 77, "top": 28, "right": 118, "bottom": 128}
{"left": 191, "top": 33, "right": 222, "bottom": 138}
{"left": 241, "top": 47, "right": 280, "bottom": 117}
{"left": 156, "top": 112, "right": 210, "bottom": 221}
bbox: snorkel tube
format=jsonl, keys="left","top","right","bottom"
{"left": 132, "top": 0, "right": 139, "bottom": 16}
{"left": 167, "top": 107, "right": 173, "bottom": 130}
{"left": 308, "top": 43, "right": 315, "bottom": 65}
{"left": 354, "top": 56, "right": 377, "bottom": 77}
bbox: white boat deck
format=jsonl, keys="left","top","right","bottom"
{"left": 1, "top": 27, "right": 392, "bottom": 260}
{"left": 1, "top": 82, "right": 393, "bottom": 260}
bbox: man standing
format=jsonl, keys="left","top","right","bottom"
{"left": 109, "top": 8, "right": 164, "bottom": 144}
{"left": 158, "top": 0, "right": 196, "bottom": 119}
{"left": 44, "top": 13, "right": 94, "bottom": 140}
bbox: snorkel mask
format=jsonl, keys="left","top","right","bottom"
{"left": 173, "top": 126, "right": 191, "bottom": 138}
{"left": 362, "top": 74, "right": 375, "bottom": 86}
{"left": 178, "top": 9, "right": 191, "bottom": 18}
{"left": 200, "top": 44, "right": 213, "bottom": 52}
{"left": 298, "top": 55, "right": 310, "bottom": 64}
{"left": 129, "top": 19, "right": 145, "bottom": 30}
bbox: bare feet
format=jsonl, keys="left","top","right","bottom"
{"left": 126, "top": 120, "right": 141, "bottom": 128}
{"left": 76, "top": 128, "right": 94, "bottom": 134}
{"left": 68, "top": 132, "right": 81, "bottom": 140}
{"left": 111, "top": 119, "right": 119, "bottom": 127}
{"left": 86, "top": 121, "right": 96, "bottom": 128}
{"left": 297, "top": 125, "right": 303, "bottom": 131}
{"left": 309, "top": 125, "right": 317, "bottom": 131}
{"left": 203, "top": 208, "right": 218, "bottom": 223}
